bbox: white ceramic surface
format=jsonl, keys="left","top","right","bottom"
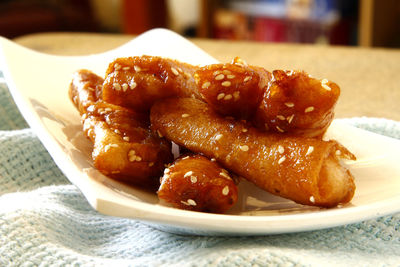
{"left": 1, "top": 29, "right": 400, "bottom": 235}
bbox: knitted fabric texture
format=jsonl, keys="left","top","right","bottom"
{"left": 1, "top": 81, "right": 400, "bottom": 267}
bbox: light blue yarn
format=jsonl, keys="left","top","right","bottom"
{"left": 1, "top": 79, "right": 400, "bottom": 267}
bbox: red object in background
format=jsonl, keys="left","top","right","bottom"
{"left": 253, "top": 17, "right": 287, "bottom": 42}
{"left": 122, "top": 0, "right": 167, "bottom": 35}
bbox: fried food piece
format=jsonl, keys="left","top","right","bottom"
{"left": 158, "top": 154, "right": 238, "bottom": 213}
{"left": 151, "top": 98, "right": 356, "bottom": 207}
{"left": 254, "top": 70, "right": 340, "bottom": 137}
{"left": 195, "top": 57, "right": 271, "bottom": 119}
{"left": 69, "top": 70, "right": 173, "bottom": 189}
{"left": 69, "top": 69, "right": 104, "bottom": 114}
{"left": 102, "top": 55, "right": 201, "bottom": 113}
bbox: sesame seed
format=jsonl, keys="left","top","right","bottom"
{"left": 114, "top": 63, "right": 121, "bottom": 70}
{"left": 211, "top": 158, "right": 216, "bottom": 162}
{"left": 157, "top": 130, "right": 163, "bottom": 138}
{"left": 114, "top": 129, "right": 121, "bottom": 134}
{"left": 239, "top": 145, "right": 249, "bottom": 151}
{"left": 202, "top": 81, "right": 211, "bottom": 89}
{"left": 122, "top": 66, "right": 130, "bottom": 71}
{"left": 233, "top": 91, "right": 240, "bottom": 101}
{"left": 278, "top": 145, "right": 284, "bottom": 154}
{"left": 224, "top": 94, "right": 232, "bottom": 100}
{"left": 215, "top": 74, "right": 225, "bottom": 80}
{"left": 188, "top": 199, "right": 197, "bottom": 206}
{"left": 306, "top": 146, "right": 314, "bottom": 156}
{"left": 122, "top": 83, "right": 129, "bottom": 92}
{"left": 222, "top": 70, "right": 231, "bottom": 75}
{"left": 184, "top": 72, "right": 191, "bottom": 78}
{"left": 243, "top": 76, "right": 252, "bottom": 82}
{"left": 213, "top": 70, "right": 221, "bottom": 76}
{"left": 278, "top": 156, "right": 286, "bottom": 164}
{"left": 227, "top": 74, "right": 235, "bottom": 79}
{"left": 148, "top": 162, "right": 154, "bottom": 167}
{"left": 305, "top": 106, "right": 314, "bottom": 113}
{"left": 164, "top": 168, "right": 170, "bottom": 174}
{"left": 219, "top": 172, "right": 231, "bottom": 179}
{"left": 321, "top": 79, "right": 331, "bottom": 91}
{"left": 276, "top": 115, "right": 286, "bottom": 120}
{"left": 128, "top": 149, "right": 139, "bottom": 162}
{"left": 171, "top": 67, "right": 179, "bottom": 76}
{"left": 190, "top": 176, "right": 197, "bottom": 183}
{"left": 287, "top": 114, "right": 295, "bottom": 124}
{"left": 217, "top": 93, "right": 225, "bottom": 100}
{"left": 130, "top": 82, "right": 137, "bottom": 90}
{"left": 242, "top": 128, "right": 248, "bottom": 133}
{"left": 222, "top": 186, "right": 229, "bottom": 196}
{"left": 181, "top": 113, "right": 190, "bottom": 118}
{"left": 284, "top": 102, "right": 294, "bottom": 108}
{"left": 185, "top": 199, "right": 196, "bottom": 206}
{"left": 276, "top": 126, "right": 285, "bottom": 133}
{"left": 309, "top": 196, "right": 315, "bottom": 203}
{"left": 335, "top": 150, "right": 342, "bottom": 156}
{"left": 215, "top": 134, "right": 223, "bottom": 140}
{"left": 123, "top": 136, "right": 130, "bottom": 142}
{"left": 113, "top": 83, "right": 121, "bottom": 91}
{"left": 134, "top": 65, "right": 141, "bottom": 72}
{"left": 221, "top": 81, "right": 231, "bottom": 87}
{"left": 105, "top": 117, "right": 111, "bottom": 125}
{"left": 105, "top": 144, "right": 117, "bottom": 152}
{"left": 177, "top": 67, "right": 183, "bottom": 73}
{"left": 184, "top": 171, "right": 193, "bottom": 178}
{"left": 182, "top": 156, "right": 190, "bottom": 160}
{"left": 104, "top": 108, "right": 112, "bottom": 112}
{"left": 87, "top": 87, "right": 95, "bottom": 92}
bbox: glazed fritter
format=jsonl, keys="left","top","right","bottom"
{"left": 151, "top": 97, "right": 355, "bottom": 207}
{"left": 69, "top": 69, "right": 173, "bottom": 189}
{"left": 102, "top": 55, "right": 201, "bottom": 113}
{"left": 158, "top": 154, "right": 238, "bottom": 213}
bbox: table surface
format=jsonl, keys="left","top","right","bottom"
{"left": 13, "top": 32, "right": 400, "bottom": 121}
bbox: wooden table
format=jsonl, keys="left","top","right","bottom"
{"left": 14, "top": 32, "right": 400, "bottom": 121}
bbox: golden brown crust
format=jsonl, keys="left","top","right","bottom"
{"left": 69, "top": 70, "right": 173, "bottom": 189}
{"left": 254, "top": 70, "right": 340, "bottom": 137}
{"left": 195, "top": 57, "right": 271, "bottom": 119}
{"left": 158, "top": 154, "right": 238, "bottom": 213}
{"left": 102, "top": 55, "right": 201, "bottom": 113}
{"left": 69, "top": 69, "right": 104, "bottom": 114}
{"left": 150, "top": 97, "right": 355, "bottom": 207}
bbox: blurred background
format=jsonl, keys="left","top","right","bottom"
{"left": 0, "top": 0, "right": 399, "bottom": 48}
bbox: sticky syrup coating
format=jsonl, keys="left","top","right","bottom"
{"left": 158, "top": 154, "right": 238, "bottom": 213}
{"left": 151, "top": 98, "right": 355, "bottom": 207}
{"left": 102, "top": 55, "right": 201, "bottom": 113}
{"left": 254, "top": 70, "right": 340, "bottom": 137}
{"left": 195, "top": 57, "right": 271, "bottom": 120}
{"left": 69, "top": 70, "right": 173, "bottom": 189}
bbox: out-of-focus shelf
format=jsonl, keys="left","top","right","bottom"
{"left": 200, "top": 0, "right": 400, "bottom": 48}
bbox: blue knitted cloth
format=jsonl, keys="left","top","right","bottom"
{"left": 1, "top": 78, "right": 400, "bottom": 266}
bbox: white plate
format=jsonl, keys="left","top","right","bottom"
{"left": 1, "top": 29, "right": 400, "bottom": 235}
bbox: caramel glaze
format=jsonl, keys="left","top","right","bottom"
{"left": 158, "top": 154, "right": 238, "bottom": 213}
{"left": 102, "top": 55, "right": 201, "bottom": 113}
{"left": 69, "top": 69, "right": 173, "bottom": 190}
{"left": 151, "top": 98, "right": 355, "bottom": 207}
